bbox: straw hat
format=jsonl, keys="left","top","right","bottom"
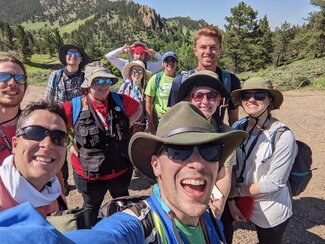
{"left": 121, "top": 60, "right": 152, "bottom": 81}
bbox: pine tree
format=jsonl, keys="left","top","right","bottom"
{"left": 223, "top": 2, "right": 259, "bottom": 73}
{"left": 14, "top": 25, "right": 33, "bottom": 62}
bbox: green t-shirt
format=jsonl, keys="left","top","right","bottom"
{"left": 144, "top": 72, "right": 174, "bottom": 116}
{"left": 174, "top": 219, "right": 205, "bottom": 244}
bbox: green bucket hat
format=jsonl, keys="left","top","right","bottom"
{"left": 231, "top": 77, "right": 283, "bottom": 109}
{"left": 129, "top": 102, "right": 248, "bottom": 179}
{"left": 81, "top": 61, "right": 118, "bottom": 89}
{"left": 176, "top": 70, "right": 229, "bottom": 102}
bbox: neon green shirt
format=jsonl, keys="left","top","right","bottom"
{"left": 174, "top": 219, "right": 206, "bottom": 244}
{"left": 144, "top": 72, "right": 174, "bottom": 116}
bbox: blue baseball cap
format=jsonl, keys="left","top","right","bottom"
{"left": 162, "top": 51, "right": 178, "bottom": 61}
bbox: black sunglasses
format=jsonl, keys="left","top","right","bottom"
{"left": 164, "top": 58, "right": 177, "bottom": 64}
{"left": 16, "top": 125, "right": 69, "bottom": 148}
{"left": 158, "top": 143, "right": 224, "bottom": 162}
{"left": 240, "top": 91, "right": 270, "bottom": 101}
{"left": 0, "top": 72, "right": 27, "bottom": 84}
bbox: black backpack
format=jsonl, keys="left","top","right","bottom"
{"left": 271, "top": 127, "right": 314, "bottom": 196}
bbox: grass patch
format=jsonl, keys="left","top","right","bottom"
{"left": 238, "top": 57, "right": 325, "bottom": 91}
{"left": 59, "top": 15, "right": 95, "bottom": 35}
{"left": 21, "top": 21, "right": 51, "bottom": 31}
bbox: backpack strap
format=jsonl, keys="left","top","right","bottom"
{"left": 220, "top": 69, "right": 232, "bottom": 93}
{"left": 270, "top": 126, "right": 289, "bottom": 154}
{"left": 53, "top": 68, "right": 64, "bottom": 92}
{"left": 232, "top": 116, "right": 249, "bottom": 130}
{"left": 72, "top": 96, "right": 82, "bottom": 125}
{"left": 111, "top": 92, "right": 125, "bottom": 114}
{"left": 180, "top": 70, "right": 195, "bottom": 84}
{"left": 155, "top": 72, "right": 163, "bottom": 93}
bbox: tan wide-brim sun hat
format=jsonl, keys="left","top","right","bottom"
{"left": 127, "top": 42, "right": 152, "bottom": 63}
{"left": 59, "top": 44, "right": 89, "bottom": 69}
{"left": 231, "top": 77, "right": 283, "bottom": 110}
{"left": 81, "top": 61, "right": 118, "bottom": 89}
{"left": 129, "top": 101, "right": 248, "bottom": 179}
{"left": 121, "top": 60, "right": 152, "bottom": 81}
{"left": 176, "top": 70, "right": 229, "bottom": 102}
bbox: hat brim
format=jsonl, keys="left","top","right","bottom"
{"left": 127, "top": 42, "right": 151, "bottom": 63}
{"left": 59, "top": 44, "right": 89, "bottom": 69}
{"left": 176, "top": 74, "right": 230, "bottom": 102}
{"left": 231, "top": 88, "right": 283, "bottom": 109}
{"left": 81, "top": 70, "right": 119, "bottom": 88}
{"left": 129, "top": 130, "right": 248, "bottom": 179}
{"left": 122, "top": 62, "right": 152, "bottom": 81}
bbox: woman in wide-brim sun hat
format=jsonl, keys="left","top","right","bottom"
{"left": 222, "top": 77, "right": 298, "bottom": 244}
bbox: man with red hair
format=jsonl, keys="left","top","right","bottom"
{"left": 105, "top": 42, "right": 163, "bottom": 75}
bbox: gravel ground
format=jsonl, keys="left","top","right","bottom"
{"left": 23, "top": 87, "right": 325, "bottom": 243}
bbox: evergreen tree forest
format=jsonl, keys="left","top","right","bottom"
{"left": 0, "top": 0, "right": 324, "bottom": 75}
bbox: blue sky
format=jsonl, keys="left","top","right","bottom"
{"left": 128, "top": 0, "right": 319, "bottom": 30}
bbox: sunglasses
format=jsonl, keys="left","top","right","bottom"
{"left": 16, "top": 125, "right": 69, "bottom": 148}
{"left": 159, "top": 143, "right": 223, "bottom": 162}
{"left": 66, "top": 51, "right": 81, "bottom": 58}
{"left": 191, "top": 91, "right": 220, "bottom": 102}
{"left": 0, "top": 72, "right": 27, "bottom": 84}
{"left": 94, "top": 78, "right": 113, "bottom": 85}
{"left": 240, "top": 91, "right": 270, "bottom": 101}
{"left": 132, "top": 69, "right": 143, "bottom": 75}
{"left": 164, "top": 58, "right": 177, "bottom": 64}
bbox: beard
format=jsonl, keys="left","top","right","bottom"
{"left": 0, "top": 87, "right": 25, "bottom": 108}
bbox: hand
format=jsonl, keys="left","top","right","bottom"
{"left": 209, "top": 198, "right": 226, "bottom": 216}
{"left": 147, "top": 48, "right": 155, "bottom": 56}
{"left": 228, "top": 200, "right": 247, "bottom": 222}
{"left": 229, "top": 187, "right": 239, "bottom": 198}
{"left": 122, "top": 44, "right": 131, "bottom": 53}
{"left": 147, "top": 121, "right": 157, "bottom": 135}
{"left": 69, "top": 144, "right": 79, "bottom": 157}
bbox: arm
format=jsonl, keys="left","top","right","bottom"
{"left": 104, "top": 46, "right": 129, "bottom": 72}
{"left": 65, "top": 212, "right": 145, "bottom": 244}
{"left": 45, "top": 71, "right": 56, "bottom": 99}
{"left": 129, "top": 104, "right": 142, "bottom": 126}
{"left": 145, "top": 95, "right": 157, "bottom": 134}
{"left": 146, "top": 50, "right": 163, "bottom": 73}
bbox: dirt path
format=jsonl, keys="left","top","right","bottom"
{"left": 23, "top": 87, "right": 325, "bottom": 243}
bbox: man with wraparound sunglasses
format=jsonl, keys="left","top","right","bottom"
{"left": 45, "top": 44, "right": 89, "bottom": 195}
{"left": 0, "top": 54, "right": 28, "bottom": 165}
{"left": 145, "top": 51, "right": 178, "bottom": 134}
{"left": 62, "top": 61, "right": 142, "bottom": 228}
{"left": 0, "top": 100, "right": 69, "bottom": 217}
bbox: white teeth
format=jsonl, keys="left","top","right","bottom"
{"left": 5, "top": 91, "right": 17, "bottom": 95}
{"left": 181, "top": 179, "right": 205, "bottom": 185}
{"left": 35, "top": 157, "right": 52, "bottom": 163}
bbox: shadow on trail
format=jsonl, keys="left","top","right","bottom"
{"left": 129, "top": 171, "right": 156, "bottom": 191}
{"left": 232, "top": 197, "right": 325, "bottom": 243}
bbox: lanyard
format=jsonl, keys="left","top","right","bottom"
{"left": 0, "top": 126, "right": 12, "bottom": 153}
{"left": 236, "top": 117, "right": 270, "bottom": 184}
